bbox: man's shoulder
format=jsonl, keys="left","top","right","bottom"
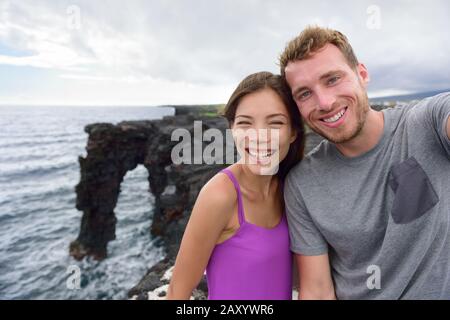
{"left": 382, "top": 92, "right": 450, "bottom": 131}
{"left": 384, "top": 92, "right": 450, "bottom": 117}
{"left": 415, "top": 91, "right": 450, "bottom": 107}
{"left": 286, "top": 138, "right": 332, "bottom": 180}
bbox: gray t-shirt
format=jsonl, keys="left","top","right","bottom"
{"left": 285, "top": 93, "right": 450, "bottom": 299}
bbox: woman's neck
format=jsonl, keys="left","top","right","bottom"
{"left": 235, "top": 164, "right": 277, "bottom": 199}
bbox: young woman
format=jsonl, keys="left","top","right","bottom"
{"left": 167, "top": 71, "right": 305, "bottom": 300}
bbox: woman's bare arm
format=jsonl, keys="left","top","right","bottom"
{"left": 166, "top": 175, "right": 236, "bottom": 299}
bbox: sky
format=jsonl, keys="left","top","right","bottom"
{"left": 0, "top": 0, "right": 449, "bottom": 106}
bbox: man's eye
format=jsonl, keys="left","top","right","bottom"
{"left": 328, "top": 76, "right": 340, "bottom": 85}
{"left": 297, "top": 91, "right": 311, "bottom": 100}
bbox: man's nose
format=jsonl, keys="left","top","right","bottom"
{"left": 315, "top": 90, "right": 336, "bottom": 112}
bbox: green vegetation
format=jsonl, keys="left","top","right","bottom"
{"left": 198, "top": 104, "right": 225, "bottom": 117}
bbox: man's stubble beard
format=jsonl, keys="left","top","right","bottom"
{"left": 309, "top": 91, "right": 370, "bottom": 144}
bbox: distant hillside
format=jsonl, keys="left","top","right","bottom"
{"left": 159, "top": 104, "right": 225, "bottom": 117}
{"left": 370, "top": 89, "right": 450, "bottom": 104}
{"left": 157, "top": 89, "right": 450, "bottom": 116}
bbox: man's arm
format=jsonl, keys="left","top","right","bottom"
{"left": 296, "top": 254, "right": 336, "bottom": 300}
{"left": 418, "top": 92, "right": 450, "bottom": 156}
{"left": 284, "top": 172, "right": 335, "bottom": 299}
{"left": 446, "top": 115, "right": 450, "bottom": 140}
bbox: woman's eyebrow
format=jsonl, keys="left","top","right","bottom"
{"left": 267, "top": 113, "right": 288, "bottom": 119}
{"left": 235, "top": 114, "right": 287, "bottom": 119}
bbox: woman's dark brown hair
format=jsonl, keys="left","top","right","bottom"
{"left": 222, "top": 71, "right": 305, "bottom": 180}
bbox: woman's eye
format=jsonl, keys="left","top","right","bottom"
{"left": 270, "top": 122, "right": 284, "bottom": 125}
{"left": 236, "top": 121, "right": 250, "bottom": 125}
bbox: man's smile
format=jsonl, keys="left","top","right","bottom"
{"left": 318, "top": 106, "right": 348, "bottom": 128}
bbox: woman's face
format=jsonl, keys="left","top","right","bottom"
{"left": 232, "top": 88, "right": 297, "bottom": 176}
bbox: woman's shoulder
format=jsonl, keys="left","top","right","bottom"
{"left": 196, "top": 168, "right": 238, "bottom": 213}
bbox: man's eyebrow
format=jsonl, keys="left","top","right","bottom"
{"left": 319, "top": 70, "right": 342, "bottom": 81}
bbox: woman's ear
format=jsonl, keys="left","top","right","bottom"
{"left": 289, "top": 128, "right": 297, "bottom": 144}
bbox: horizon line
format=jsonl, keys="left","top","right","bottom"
{"left": 1, "top": 89, "right": 448, "bottom": 108}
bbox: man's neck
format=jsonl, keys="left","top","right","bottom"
{"left": 335, "top": 110, "right": 385, "bottom": 158}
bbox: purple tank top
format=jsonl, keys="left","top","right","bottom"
{"left": 205, "top": 168, "right": 292, "bottom": 300}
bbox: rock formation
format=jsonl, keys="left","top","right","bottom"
{"left": 70, "top": 105, "right": 229, "bottom": 261}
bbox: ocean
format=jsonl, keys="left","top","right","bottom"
{"left": 0, "top": 105, "right": 174, "bottom": 299}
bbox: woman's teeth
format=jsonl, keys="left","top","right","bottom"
{"left": 323, "top": 108, "right": 347, "bottom": 123}
{"left": 246, "top": 149, "right": 274, "bottom": 158}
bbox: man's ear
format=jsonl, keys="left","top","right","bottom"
{"left": 357, "top": 63, "right": 370, "bottom": 87}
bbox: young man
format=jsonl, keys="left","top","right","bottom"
{"left": 280, "top": 26, "right": 450, "bottom": 299}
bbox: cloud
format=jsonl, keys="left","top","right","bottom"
{"left": 0, "top": 0, "right": 449, "bottom": 105}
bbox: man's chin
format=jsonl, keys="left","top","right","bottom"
{"left": 311, "top": 126, "right": 360, "bottom": 144}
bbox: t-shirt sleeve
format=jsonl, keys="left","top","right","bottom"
{"left": 412, "top": 92, "right": 450, "bottom": 157}
{"left": 284, "top": 171, "right": 328, "bottom": 256}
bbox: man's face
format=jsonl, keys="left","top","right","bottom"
{"left": 284, "top": 44, "right": 370, "bottom": 144}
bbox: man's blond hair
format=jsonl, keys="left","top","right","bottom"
{"left": 279, "top": 26, "right": 359, "bottom": 77}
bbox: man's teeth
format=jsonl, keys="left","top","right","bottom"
{"left": 247, "top": 149, "right": 274, "bottom": 158}
{"left": 323, "top": 108, "right": 346, "bottom": 123}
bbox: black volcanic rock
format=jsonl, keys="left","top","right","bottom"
{"left": 70, "top": 106, "right": 234, "bottom": 261}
